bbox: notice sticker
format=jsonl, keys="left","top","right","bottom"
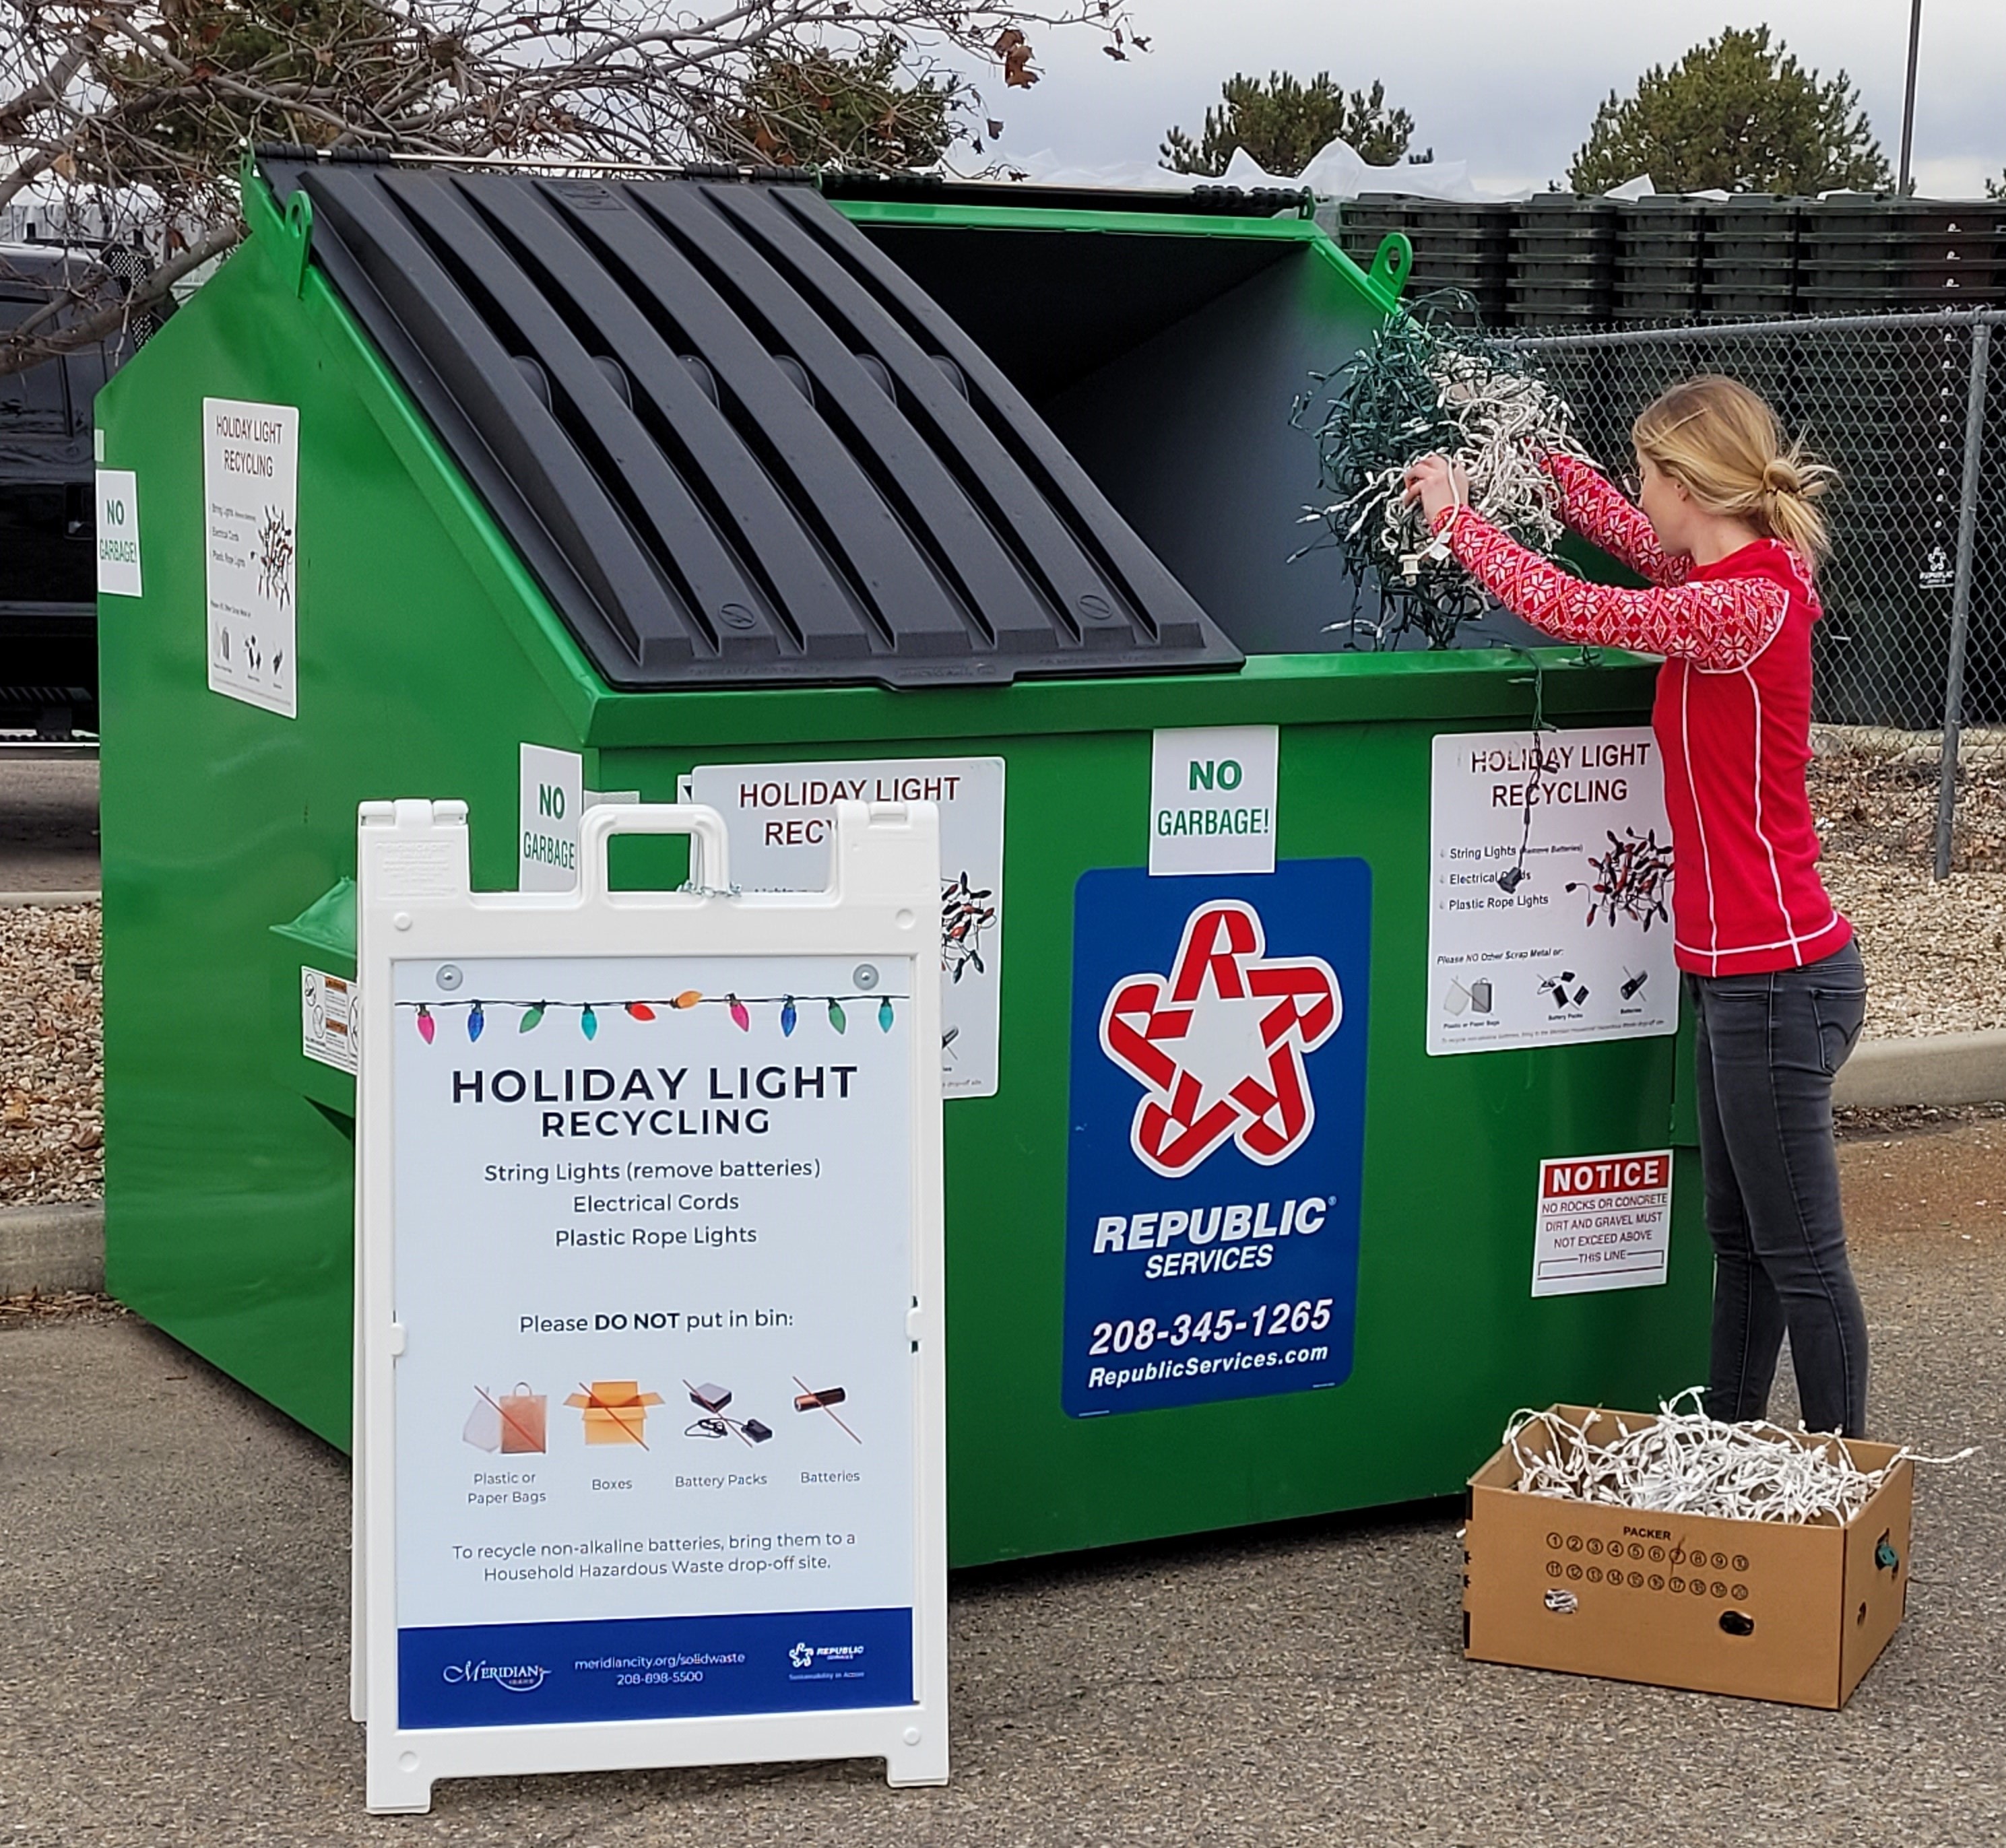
{"left": 203, "top": 397, "right": 298, "bottom": 717}
{"left": 1148, "top": 726, "right": 1278, "bottom": 877}
{"left": 302, "top": 966, "right": 358, "bottom": 1075}
{"left": 94, "top": 469, "right": 141, "bottom": 596}
{"left": 1532, "top": 1149, "right": 1673, "bottom": 1296}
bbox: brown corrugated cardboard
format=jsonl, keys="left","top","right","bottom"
{"left": 1464, "top": 1405, "right": 1912, "bottom": 1708}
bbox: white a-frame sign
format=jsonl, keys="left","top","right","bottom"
{"left": 353, "top": 799, "right": 948, "bottom": 1812}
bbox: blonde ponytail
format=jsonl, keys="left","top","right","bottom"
{"left": 1632, "top": 376, "right": 1836, "bottom": 569}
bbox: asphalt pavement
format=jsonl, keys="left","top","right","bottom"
{"left": 1, "top": 1119, "right": 2001, "bottom": 1847}
{"left": 0, "top": 760, "right": 99, "bottom": 894}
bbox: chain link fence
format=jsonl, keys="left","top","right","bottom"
{"left": 1496, "top": 308, "right": 2004, "bottom": 876}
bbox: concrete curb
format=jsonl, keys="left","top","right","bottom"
{"left": 0, "top": 890, "right": 98, "bottom": 909}
{"left": 0, "top": 1202, "right": 104, "bottom": 1295}
{"left": 1834, "top": 1029, "right": 2006, "bottom": 1111}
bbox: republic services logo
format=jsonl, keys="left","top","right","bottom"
{"left": 789, "top": 1643, "right": 814, "bottom": 1670}
{"left": 1099, "top": 899, "right": 1340, "bottom": 1179}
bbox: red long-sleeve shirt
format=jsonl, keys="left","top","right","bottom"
{"left": 1432, "top": 456, "right": 1851, "bottom": 977}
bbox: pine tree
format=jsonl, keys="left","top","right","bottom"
{"left": 1567, "top": 27, "right": 1890, "bottom": 195}
{"left": 1161, "top": 71, "right": 1413, "bottom": 178}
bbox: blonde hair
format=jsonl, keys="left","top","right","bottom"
{"left": 1631, "top": 375, "right": 1836, "bottom": 568}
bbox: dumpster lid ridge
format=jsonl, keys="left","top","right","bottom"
{"left": 262, "top": 155, "right": 1241, "bottom": 692}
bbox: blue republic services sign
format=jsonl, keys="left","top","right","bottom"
{"left": 1062, "top": 861, "right": 1371, "bottom": 1416}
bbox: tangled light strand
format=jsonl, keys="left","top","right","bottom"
{"left": 1567, "top": 827, "right": 1675, "bottom": 931}
{"left": 1297, "top": 292, "right": 1592, "bottom": 648}
{"left": 1505, "top": 1391, "right": 1974, "bottom": 1525}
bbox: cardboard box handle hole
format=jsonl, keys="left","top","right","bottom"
{"left": 1718, "top": 1610, "right": 1755, "bottom": 1638}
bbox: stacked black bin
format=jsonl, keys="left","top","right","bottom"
{"left": 1798, "top": 198, "right": 2005, "bottom": 314}
{"left": 1700, "top": 199, "right": 1801, "bottom": 321}
{"left": 1508, "top": 195, "right": 1617, "bottom": 329}
{"left": 1613, "top": 199, "right": 1706, "bottom": 323}
{"left": 1336, "top": 194, "right": 1512, "bottom": 327}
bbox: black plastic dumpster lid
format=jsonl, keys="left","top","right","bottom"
{"left": 261, "top": 156, "right": 1241, "bottom": 691}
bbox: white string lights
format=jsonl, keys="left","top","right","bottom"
{"left": 1505, "top": 1391, "right": 1973, "bottom": 1526}
{"left": 1300, "top": 294, "right": 1592, "bottom": 648}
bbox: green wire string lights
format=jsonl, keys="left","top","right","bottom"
{"left": 1295, "top": 290, "right": 1590, "bottom": 649}
{"left": 399, "top": 991, "right": 906, "bottom": 1041}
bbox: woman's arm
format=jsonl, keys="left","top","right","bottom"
{"left": 1435, "top": 506, "right": 1784, "bottom": 670}
{"left": 1543, "top": 453, "right": 1692, "bottom": 587}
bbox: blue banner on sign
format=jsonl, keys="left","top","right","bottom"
{"left": 1064, "top": 860, "right": 1371, "bottom": 1416}
{"left": 398, "top": 1606, "right": 912, "bottom": 1730}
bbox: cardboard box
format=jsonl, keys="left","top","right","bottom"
{"left": 1464, "top": 1405, "right": 1912, "bottom": 1708}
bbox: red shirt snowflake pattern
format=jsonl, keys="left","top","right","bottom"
{"left": 1431, "top": 457, "right": 1851, "bottom": 977}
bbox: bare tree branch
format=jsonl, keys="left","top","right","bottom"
{"left": 0, "top": 0, "right": 1148, "bottom": 376}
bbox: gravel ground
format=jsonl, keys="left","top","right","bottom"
{"left": 0, "top": 902, "right": 101, "bottom": 1208}
{"left": 1811, "top": 748, "right": 2006, "bottom": 1038}
{"left": 0, "top": 1121, "right": 1999, "bottom": 1847}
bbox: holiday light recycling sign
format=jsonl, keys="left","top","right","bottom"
{"left": 1062, "top": 860, "right": 1371, "bottom": 1417}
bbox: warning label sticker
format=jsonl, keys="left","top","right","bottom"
{"left": 1532, "top": 1149, "right": 1673, "bottom": 1297}
{"left": 302, "top": 966, "right": 358, "bottom": 1076}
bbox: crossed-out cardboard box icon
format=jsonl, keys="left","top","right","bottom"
{"left": 566, "top": 1380, "right": 665, "bottom": 1446}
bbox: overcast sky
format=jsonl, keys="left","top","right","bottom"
{"left": 979, "top": 0, "right": 2003, "bottom": 195}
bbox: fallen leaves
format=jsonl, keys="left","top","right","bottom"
{"left": 0, "top": 904, "right": 103, "bottom": 1208}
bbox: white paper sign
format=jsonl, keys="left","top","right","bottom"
{"left": 354, "top": 799, "right": 947, "bottom": 1814}
{"left": 203, "top": 397, "right": 298, "bottom": 717}
{"left": 1148, "top": 725, "right": 1278, "bottom": 876}
{"left": 302, "top": 966, "right": 358, "bottom": 1075}
{"left": 686, "top": 759, "right": 1003, "bottom": 1099}
{"left": 1427, "top": 726, "right": 1678, "bottom": 1055}
{"left": 519, "top": 744, "right": 583, "bottom": 890}
{"left": 94, "top": 468, "right": 141, "bottom": 596}
{"left": 1532, "top": 1150, "right": 1674, "bottom": 1296}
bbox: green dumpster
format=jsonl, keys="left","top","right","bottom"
{"left": 97, "top": 154, "right": 1706, "bottom": 1567}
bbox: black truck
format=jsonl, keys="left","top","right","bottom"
{"left": 1, "top": 240, "right": 141, "bottom": 739}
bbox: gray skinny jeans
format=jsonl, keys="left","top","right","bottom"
{"left": 1688, "top": 939, "right": 1870, "bottom": 1437}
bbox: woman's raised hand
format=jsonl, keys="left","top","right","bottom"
{"left": 1402, "top": 453, "right": 1470, "bottom": 525}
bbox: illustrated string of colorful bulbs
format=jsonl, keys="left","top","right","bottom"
{"left": 399, "top": 990, "right": 905, "bottom": 1044}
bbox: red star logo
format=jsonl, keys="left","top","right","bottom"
{"left": 1099, "top": 900, "right": 1342, "bottom": 1179}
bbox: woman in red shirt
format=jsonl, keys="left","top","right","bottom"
{"left": 1406, "top": 375, "right": 1869, "bottom": 1437}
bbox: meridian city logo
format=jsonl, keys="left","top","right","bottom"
{"left": 1099, "top": 899, "right": 1341, "bottom": 1179}
{"left": 441, "top": 1659, "right": 548, "bottom": 1692}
